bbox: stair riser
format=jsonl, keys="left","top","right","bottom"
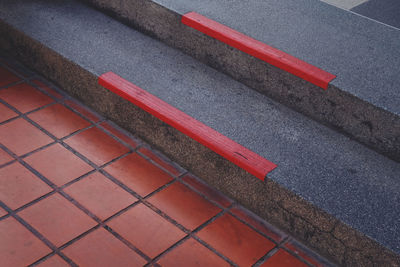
{"left": 80, "top": 0, "right": 400, "bottom": 162}
{"left": 1, "top": 21, "right": 399, "bottom": 266}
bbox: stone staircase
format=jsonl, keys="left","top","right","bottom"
{"left": 1, "top": 0, "right": 399, "bottom": 265}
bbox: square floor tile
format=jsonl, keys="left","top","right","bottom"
{"left": 158, "top": 238, "right": 229, "bottom": 267}
{"left": 0, "top": 118, "right": 53, "bottom": 156}
{"left": 64, "top": 127, "right": 129, "bottom": 166}
{"left": 107, "top": 203, "right": 185, "bottom": 258}
{"left": 65, "top": 100, "right": 100, "bottom": 123}
{"left": 284, "top": 240, "right": 325, "bottom": 267}
{"left": 32, "top": 80, "right": 63, "bottom": 99}
{"left": 260, "top": 249, "right": 308, "bottom": 267}
{"left": 147, "top": 182, "right": 221, "bottom": 230}
{"left": 138, "top": 147, "right": 182, "bottom": 176}
{"left": 230, "top": 206, "right": 285, "bottom": 242}
{"left": 0, "top": 148, "right": 13, "bottom": 166}
{"left": 63, "top": 227, "right": 146, "bottom": 267}
{"left": 0, "top": 162, "right": 52, "bottom": 210}
{"left": 19, "top": 194, "right": 97, "bottom": 247}
{"left": 28, "top": 104, "right": 91, "bottom": 138}
{"left": 0, "top": 83, "right": 53, "bottom": 113}
{"left": 0, "top": 217, "right": 51, "bottom": 266}
{"left": 181, "top": 174, "right": 233, "bottom": 208}
{"left": 25, "top": 143, "right": 93, "bottom": 186}
{"left": 197, "top": 214, "right": 275, "bottom": 266}
{"left": 36, "top": 255, "right": 69, "bottom": 267}
{"left": 64, "top": 172, "right": 137, "bottom": 220}
{"left": 104, "top": 153, "right": 173, "bottom": 197}
{"left": 100, "top": 122, "right": 138, "bottom": 149}
{"left": 0, "top": 102, "right": 18, "bottom": 122}
{"left": 0, "top": 67, "right": 21, "bottom": 88}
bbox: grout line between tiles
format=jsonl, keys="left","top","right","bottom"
{"left": 148, "top": 207, "right": 238, "bottom": 267}
{"left": 0, "top": 142, "right": 152, "bottom": 264}
{"left": 136, "top": 147, "right": 186, "bottom": 177}
{"left": 279, "top": 238, "right": 329, "bottom": 267}
{"left": 0, "top": 200, "right": 78, "bottom": 267}
{"left": 251, "top": 235, "right": 319, "bottom": 267}
{"left": 0, "top": 61, "right": 332, "bottom": 267}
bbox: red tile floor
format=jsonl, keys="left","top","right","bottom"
{"left": 0, "top": 58, "right": 334, "bottom": 266}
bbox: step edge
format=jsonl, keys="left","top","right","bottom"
{"left": 181, "top": 11, "right": 336, "bottom": 89}
{"left": 98, "top": 71, "right": 277, "bottom": 180}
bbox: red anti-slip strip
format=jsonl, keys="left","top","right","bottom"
{"left": 182, "top": 12, "right": 336, "bottom": 89}
{"left": 99, "top": 72, "right": 277, "bottom": 180}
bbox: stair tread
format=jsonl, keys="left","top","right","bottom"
{"left": 155, "top": 0, "right": 400, "bottom": 116}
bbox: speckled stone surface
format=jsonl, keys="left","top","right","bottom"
{"left": 80, "top": 0, "right": 400, "bottom": 162}
{"left": 150, "top": 0, "right": 400, "bottom": 115}
{"left": 1, "top": 1, "right": 399, "bottom": 265}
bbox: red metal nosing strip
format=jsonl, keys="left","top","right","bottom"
{"left": 182, "top": 12, "right": 336, "bottom": 89}
{"left": 99, "top": 72, "right": 277, "bottom": 180}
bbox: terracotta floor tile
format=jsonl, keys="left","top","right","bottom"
{"left": 230, "top": 206, "right": 284, "bottom": 242}
{"left": 107, "top": 203, "right": 185, "bottom": 258}
{"left": 0, "top": 83, "right": 53, "bottom": 113}
{"left": 0, "top": 66, "right": 21, "bottom": 87}
{"left": 37, "top": 255, "right": 70, "bottom": 267}
{"left": 197, "top": 214, "right": 275, "bottom": 266}
{"left": 158, "top": 238, "right": 229, "bottom": 267}
{"left": 32, "top": 80, "right": 63, "bottom": 99}
{"left": 0, "top": 162, "right": 52, "bottom": 210}
{"left": 285, "top": 241, "right": 324, "bottom": 267}
{"left": 0, "top": 207, "right": 7, "bottom": 218}
{"left": 0, "top": 217, "right": 51, "bottom": 266}
{"left": 63, "top": 227, "right": 146, "bottom": 267}
{"left": 28, "top": 104, "right": 91, "bottom": 138}
{"left": 25, "top": 143, "right": 93, "bottom": 186}
{"left": 181, "top": 174, "right": 233, "bottom": 208}
{"left": 64, "top": 172, "right": 137, "bottom": 220}
{"left": 64, "top": 127, "right": 129, "bottom": 166}
{"left": 260, "top": 249, "right": 308, "bottom": 267}
{"left": 65, "top": 100, "right": 100, "bottom": 123}
{"left": 147, "top": 182, "right": 221, "bottom": 230}
{"left": 100, "top": 122, "right": 138, "bottom": 148}
{"left": 0, "top": 118, "right": 53, "bottom": 156}
{"left": 0, "top": 102, "right": 18, "bottom": 122}
{"left": 104, "top": 153, "right": 173, "bottom": 197}
{"left": 138, "top": 147, "right": 182, "bottom": 176}
{"left": 19, "top": 194, "right": 97, "bottom": 247}
{"left": 0, "top": 148, "right": 13, "bottom": 166}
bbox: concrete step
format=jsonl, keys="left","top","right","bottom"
{"left": 0, "top": 1, "right": 399, "bottom": 266}
{"left": 80, "top": 0, "right": 400, "bottom": 163}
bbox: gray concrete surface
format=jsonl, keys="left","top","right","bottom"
{"left": 351, "top": 0, "right": 400, "bottom": 29}
{"left": 1, "top": 0, "right": 400, "bottom": 265}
